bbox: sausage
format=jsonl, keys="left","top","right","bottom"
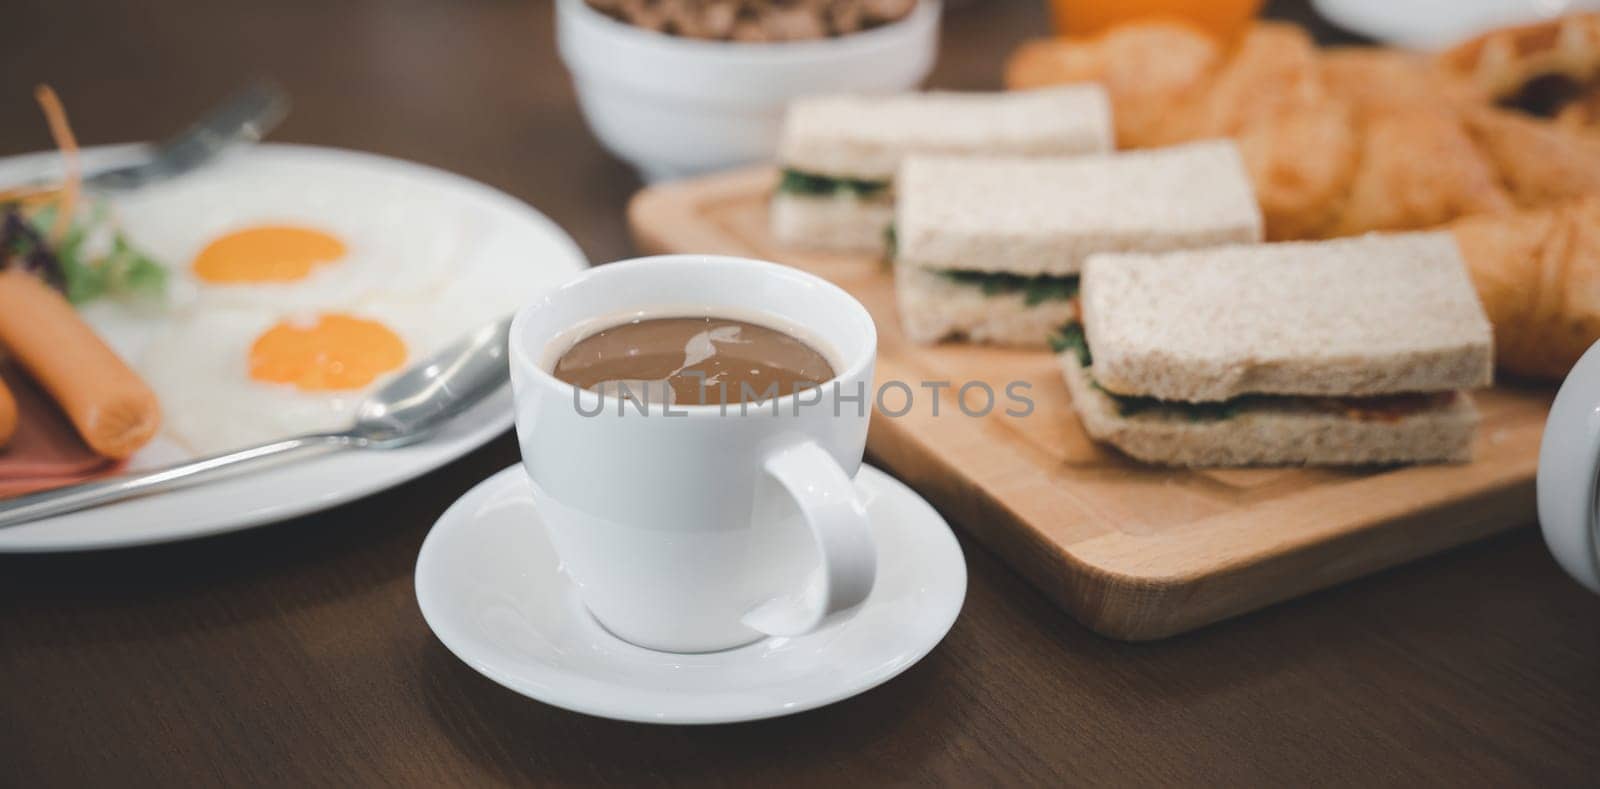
{"left": 0, "top": 377, "right": 15, "bottom": 449}
{"left": 0, "top": 269, "right": 160, "bottom": 459}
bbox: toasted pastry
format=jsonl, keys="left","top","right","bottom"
{"left": 1555, "top": 85, "right": 1600, "bottom": 132}
{"left": 1327, "top": 108, "right": 1514, "bottom": 237}
{"left": 1437, "top": 12, "right": 1600, "bottom": 101}
{"left": 1321, "top": 48, "right": 1470, "bottom": 114}
{"left": 1234, "top": 99, "right": 1358, "bottom": 240}
{"left": 1004, "top": 22, "right": 1220, "bottom": 149}
{"left": 1461, "top": 105, "right": 1600, "bottom": 206}
{"left": 1189, "top": 23, "right": 1323, "bottom": 136}
{"left": 1451, "top": 198, "right": 1600, "bottom": 379}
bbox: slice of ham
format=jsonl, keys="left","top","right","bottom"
{"left": 0, "top": 363, "right": 118, "bottom": 498}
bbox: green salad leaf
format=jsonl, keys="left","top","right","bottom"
{"left": 26, "top": 201, "right": 167, "bottom": 304}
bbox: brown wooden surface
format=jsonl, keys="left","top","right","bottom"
{"left": 629, "top": 166, "right": 1555, "bottom": 641}
{"left": 1, "top": 1, "right": 1597, "bottom": 785}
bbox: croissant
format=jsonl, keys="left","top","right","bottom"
{"left": 1556, "top": 88, "right": 1600, "bottom": 134}
{"left": 1452, "top": 199, "right": 1600, "bottom": 379}
{"left": 1006, "top": 21, "right": 1220, "bottom": 149}
{"left": 1436, "top": 13, "right": 1600, "bottom": 105}
{"left": 1460, "top": 105, "right": 1600, "bottom": 206}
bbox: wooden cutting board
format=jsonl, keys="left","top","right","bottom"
{"left": 627, "top": 166, "right": 1553, "bottom": 641}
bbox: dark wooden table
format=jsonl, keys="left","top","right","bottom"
{"left": 2, "top": 1, "right": 1597, "bottom": 785}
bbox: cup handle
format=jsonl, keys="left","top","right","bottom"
{"left": 1538, "top": 342, "right": 1600, "bottom": 594}
{"left": 741, "top": 441, "right": 877, "bottom": 637}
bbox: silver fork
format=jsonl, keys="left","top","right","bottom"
{"left": 82, "top": 79, "right": 290, "bottom": 191}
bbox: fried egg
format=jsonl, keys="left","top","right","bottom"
{"left": 192, "top": 225, "right": 347, "bottom": 284}
{"left": 248, "top": 313, "right": 408, "bottom": 391}
{"left": 136, "top": 306, "right": 434, "bottom": 455}
{"left": 161, "top": 221, "right": 449, "bottom": 312}
{"left": 118, "top": 172, "right": 480, "bottom": 311}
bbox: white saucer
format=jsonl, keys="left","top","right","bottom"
{"left": 415, "top": 463, "right": 966, "bottom": 724}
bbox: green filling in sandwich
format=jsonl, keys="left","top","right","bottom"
{"left": 778, "top": 169, "right": 891, "bottom": 199}
{"left": 1051, "top": 323, "right": 1246, "bottom": 421}
{"left": 1049, "top": 321, "right": 1093, "bottom": 363}
{"left": 884, "top": 220, "right": 1077, "bottom": 305}
{"left": 942, "top": 270, "right": 1080, "bottom": 306}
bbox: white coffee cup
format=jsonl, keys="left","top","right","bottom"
{"left": 1537, "top": 341, "right": 1600, "bottom": 594}
{"left": 507, "top": 255, "right": 879, "bottom": 652}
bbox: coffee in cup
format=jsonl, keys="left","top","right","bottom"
{"left": 553, "top": 315, "right": 834, "bottom": 406}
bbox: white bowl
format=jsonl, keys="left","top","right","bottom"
{"left": 556, "top": 0, "right": 941, "bottom": 182}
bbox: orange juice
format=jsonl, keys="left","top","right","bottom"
{"left": 1048, "top": 0, "right": 1264, "bottom": 41}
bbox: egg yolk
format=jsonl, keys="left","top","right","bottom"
{"left": 193, "top": 226, "right": 346, "bottom": 283}
{"left": 249, "top": 314, "right": 407, "bottom": 391}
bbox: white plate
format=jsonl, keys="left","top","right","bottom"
{"left": 1312, "top": 0, "right": 1600, "bottom": 49}
{"left": 0, "top": 144, "right": 587, "bottom": 552}
{"left": 415, "top": 463, "right": 967, "bottom": 725}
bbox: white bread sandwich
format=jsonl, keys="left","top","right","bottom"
{"left": 771, "top": 87, "right": 1113, "bottom": 254}
{"left": 894, "top": 140, "right": 1263, "bottom": 347}
{"left": 1058, "top": 233, "right": 1495, "bottom": 467}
